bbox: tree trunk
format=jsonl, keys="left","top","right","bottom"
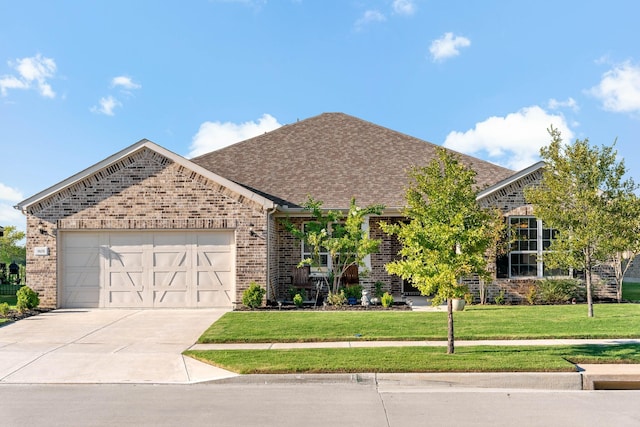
{"left": 586, "top": 253, "right": 594, "bottom": 318}
{"left": 447, "top": 298, "right": 455, "bottom": 354}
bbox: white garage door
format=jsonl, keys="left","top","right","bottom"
{"left": 60, "top": 231, "right": 235, "bottom": 308}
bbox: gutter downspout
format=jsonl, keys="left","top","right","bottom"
{"left": 265, "top": 205, "right": 278, "bottom": 304}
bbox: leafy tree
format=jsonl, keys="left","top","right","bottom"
{"left": 525, "top": 127, "right": 637, "bottom": 317}
{"left": 606, "top": 193, "right": 640, "bottom": 302}
{"left": 382, "top": 149, "right": 503, "bottom": 354}
{"left": 283, "top": 197, "right": 384, "bottom": 294}
{"left": 0, "top": 225, "right": 26, "bottom": 266}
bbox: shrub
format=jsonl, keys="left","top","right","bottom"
{"left": 381, "top": 292, "right": 394, "bottom": 308}
{"left": 344, "top": 284, "right": 362, "bottom": 300}
{"left": 537, "top": 279, "right": 581, "bottom": 304}
{"left": 526, "top": 284, "right": 538, "bottom": 305}
{"left": 241, "top": 282, "right": 265, "bottom": 309}
{"left": 326, "top": 290, "right": 346, "bottom": 307}
{"left": 293, "top": 293, "right": 304, "bottom": 308}
{"left": 494, "top": 290, "right": 505, "bottom": 305}
{"left": 0, "top": 302, "right": 9, "bottom": 317}
{"left": 16, "top": 286, "right": 39, "bottom": 313}
{"left": 374, "top": 281, "right": 385, "bottom": 298}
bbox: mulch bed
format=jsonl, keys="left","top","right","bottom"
{"left": 1, "top": 308, "right": 52, "bottom": 323}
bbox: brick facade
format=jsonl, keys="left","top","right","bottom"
{"left": 24, "top": 147, "right": 269, "bottom": 308}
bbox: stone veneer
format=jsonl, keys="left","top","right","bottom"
{"left": 24, "top": 148, "right": 269, "bottom": 308}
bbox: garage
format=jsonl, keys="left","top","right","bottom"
{"left": 60, "top": 230, "right": 235, "bottom": 308}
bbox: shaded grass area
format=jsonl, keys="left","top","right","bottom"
{"left": 623, "top": 282, "right": 640, "bottom": 302}
{"left": 198, "top": 304, "right": 640, "bottom": 343}
{"left": 185, "top": 343, "right": 640, "bottom": 374}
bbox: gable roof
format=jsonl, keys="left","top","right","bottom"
{"left": 477, "top": 161, "right": 545, "bottom": 201}
{"left": 191, "top": 112, "right": 515, "bottom": 209}
{"left": 16, "top": 139, "right": 276, "bottom": 213}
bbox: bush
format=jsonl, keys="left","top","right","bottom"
{"left": 293, "top": 293, "right": 304, "bottom": 308}
{"left": 0, "top": 302, "right": 9, "bottom": 317}
{"left": 381, "top": 292, "right": 394, "bottom": 308}
{"left": 494, "top": 290, "right": 505, "bottom": 305}
{"left": 344, "top": 284, "right": 362, "bottom": 300}
{"left": 537, "top": 279, "right": 582, "bottom": 304}
{"left": 526, "top": 285, "right": 538, "bottom": 305}
{"left": 16, "top": 286, "right": 39, "bottom": 313}
{"left": 327, "top": 290, "right": 346, "bottom": 307}
{"left": 374, "top": 281, "right": 385, "bottom": 299}
{"left": 241, "top": 282, "right": 265, "bottom": 309}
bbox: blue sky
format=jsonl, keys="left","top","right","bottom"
{"left": 1, "top": 0, "right": 639, "bottom": 232}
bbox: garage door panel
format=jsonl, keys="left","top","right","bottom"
{"left": 197, "top": 289, "right": 233, "bottom": 306}
{"left": 198, "top": 251, "right": 232, "bottom": 269}
{"left": 109, "top": 290, "right": 145, "bottom": 306}
{"left": 62, "top": 231, "right": 235, "bottom": 308}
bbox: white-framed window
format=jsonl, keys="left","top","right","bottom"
{"left": 301, "top": 222, "right": 330, "bottom": 271}
{"left": 506, "top": 216, "right": 566, "bottom": 278}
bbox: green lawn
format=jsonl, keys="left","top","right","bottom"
{"left": 190, "top": 304, "right": 640, "bottom": 374}
{"left": 623, "top": 282, "right": 640, "bottom": 302}
{"left": 185, "top": 343, "right": 640, "bottom": 374}
{"left": 198, "top": 304, "right": 640, "bottom": 343}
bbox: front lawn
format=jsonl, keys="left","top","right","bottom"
{"left": 198, "top": 304, "right": 640, "bottom": 343}
{"left": 185, "top": 343, "right": 640, "bottom": 374}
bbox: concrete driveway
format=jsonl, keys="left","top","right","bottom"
{"left": 0, "top": 309, "right": 238, "bottom": 384}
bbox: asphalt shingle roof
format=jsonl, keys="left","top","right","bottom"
{"left": 191, "top": 112, "right": 515, "bottom": 209}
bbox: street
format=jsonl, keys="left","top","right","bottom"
{"left": 2, "top": 382, "right": 639, "bottom": 427}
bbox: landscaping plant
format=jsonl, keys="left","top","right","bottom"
{"left": 293, "top": 293, "right": 304, "bottom": 308}
{"left": 381, "top": 292, "right": 394, "bottom": 308}
{"left": 525, "top": 127, "right": 640, "bottom": 316}
{"left": 282, "top": 197, "right": 384, "bottom": 294}
{"left": 382, "top": 149, "right": 503, "bottom": 354}
{"left": 16, "top": 285, "right": 39, "bottom": 313}
{"left": 241, "top": 282, "right": 265, "bottom": 309}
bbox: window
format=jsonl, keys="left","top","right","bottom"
{"left": 506, "top": 216, "right": 564, "bottom": 278}
{"left": 302, "top": 222, "right": 330, "bottom": 271}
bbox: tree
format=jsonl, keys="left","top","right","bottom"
{"left": 605, "top": 193, "right": 640, "bottom": 303}
{"left": 525, "top": 127, "right": 637, "bottom": 317}
{"left": 283, "top": 197, "right": 384, "bottom": 294}
{"left": 0, "top": 225, "right": 26, "bottom": 266}
{"left": 381, "top": 149, "right": 503, "bottom": 354}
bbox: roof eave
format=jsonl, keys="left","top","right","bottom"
{"left": 16, "top": 139, "right": 276, "bottom": 213}
{"left": 476, "top": 161, "right": 545, "bottom": 201}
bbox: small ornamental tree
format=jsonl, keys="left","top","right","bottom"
{"left": 382, "top": 149, "right": 503, "bottom": 354}
{"left": 283, "top": 197, "right": 384, "bottom": 294}
{"left": 525, "top": 127, "right": 637, "bottom": 317}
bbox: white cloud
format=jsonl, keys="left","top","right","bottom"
{"left": 91, "top": 75, "right": 140, "bottom": 116}
{"left": 588, "top": 62, "right": 640, "bottom": 113}
{"left": 111, "top": 76, "right": 141, "bottom": 90}
{"left": 429, "top": 32, "right": 471, "bottom": 62}
{"left": 0, "top": 54, "right": 56, "bottom": 98}
{"left": 0, "top": 183, "right": 23, "bottom": 203}
{"left": 90, "top": 96, "right": 121, "bottom": 116}
{"left": 354, "top": 10, "right": 387, "bottom": 30}
{"left": 0, "top": 183, "right": 25, "bottom": 233}
{"left": 548, "top": 97, "right": 579, "bottom": 112}
{"left": 188, "top": 113, "right": 282, "bottom": 158}
{"left": 443, "top": 106, "right": 574, "bottom": 171}
{"left": 393, "top": 0, "right": 416, "bottom": 15}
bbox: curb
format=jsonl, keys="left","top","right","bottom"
{"left": 203, "top": 371, "right": 584, "bottom": 390}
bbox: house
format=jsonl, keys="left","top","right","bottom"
{"left": 15, "top": 113, "right": 615, "bottom": 309}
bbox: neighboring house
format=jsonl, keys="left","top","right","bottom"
{"left": 15, "top": 113, "right": 615, "bottom": 309}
